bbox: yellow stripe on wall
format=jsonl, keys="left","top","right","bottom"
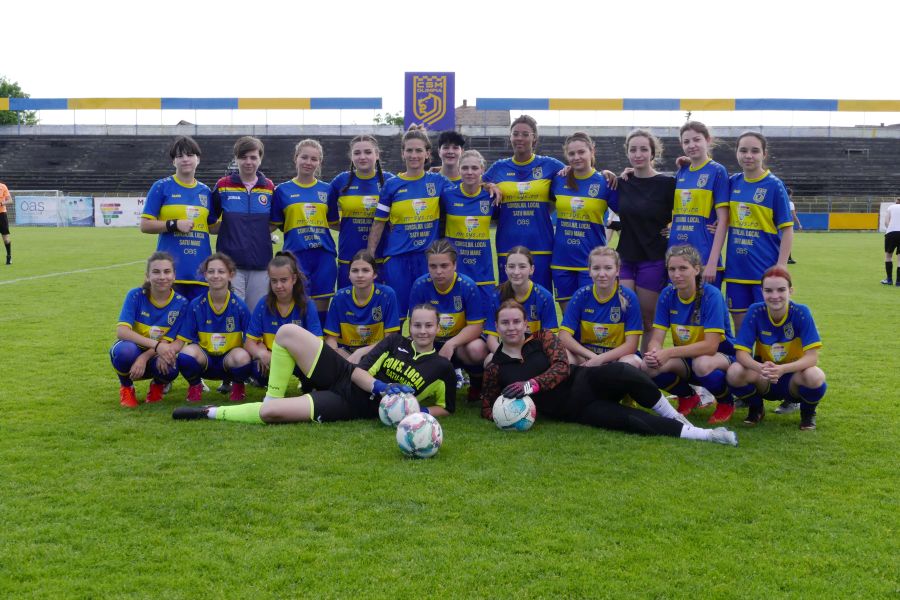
{"left": 69, "top": 98, "right": 161, "bottom": 110}
{"left": 680, "top": 99, "right": 735, "bottom": 111}
{"left": 0, "top": 98, "right": 9, "bottom": 111}
{"left": 238, "top": 98, "right": 311, "bottom": 110}
{"left": 837, "top": 100, "right": 900, "bottom": 112}
{"left": 549, "top": 98, "right": 623, "bottom": 110}
{"left": 829, "top": 213, "right": 878, "bottom": 230}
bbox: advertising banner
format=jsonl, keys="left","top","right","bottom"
{"left": 94, "top": 197, "right": 146, "bottom": 227}
{"left": 15, "top": 196, "right": 93, "bottom": 226}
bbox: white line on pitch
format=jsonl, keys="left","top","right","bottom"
{"left": 0, "top": 261, "right": 144, "bottom": 285}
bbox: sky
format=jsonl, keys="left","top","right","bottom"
{"left": 4, "top": 0, "right": 898, "bottom": 128}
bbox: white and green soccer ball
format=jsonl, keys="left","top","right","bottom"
{"left": 492, "top": 395, "right": 537, "bottom": 431}
{"left": 378, "top": 392, "right": 420, "bottom": 427}
{"left": 396, "top": 412, "right": 443, "bottom": 459}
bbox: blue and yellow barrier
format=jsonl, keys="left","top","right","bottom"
{"left": 798, "top": 213, "right": 878, "bottom": 230}
{"left": 476, "top": 98, "right": 900, "bottom": 112}
{"left": 3, "top": 97, "right": 382, "bottom": 111}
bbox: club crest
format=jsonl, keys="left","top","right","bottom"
{"left": 783, "top": 322, "right": 794, "bottom": 340}
{"left": 318, "top": 191, "right": 328, "bottom": 203}
{"left": 198, "top": 195, "right": 208, "bottom": 208}
{"left": 697, "top": 174, "right": 708, "bottom": 188}
{"left": 426, "top": 182, "right": 436, "bottom": 197}
{"left": 753, "top": 187, "right": 767, "bottom": 203}
{"left": 610, "top": 307, "right": 621, "bottom": 323}
{"left": 257, "top": 194, "right": 269, "bottom": 206}
{"left": 412, "top": 74, "right": 448, "bottom": 126}
{"left": 453, "top": 296, "right": 463, "bottom": 312}
{"left": 167, "top": 311, "right": 179, "bottom": 326}
{"left": 532, "top": 167, "right": 543, "bottom": 179}
{"left": 529, "top": 305, "right": 538, "bottom": 321}
{"left": 372, "top": 306, "right": 383, "bottom": 322}
{"left": 225, "top": 317, "right": 235, "bottom": 333}
{"left": 479, "top": 200, "right": 491, "bottom": 215}
{"left": 588, "top": 184, "right": 600, "bottom": 198}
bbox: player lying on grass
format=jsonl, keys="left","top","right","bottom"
{"left": 172, "top": 304, "right": 456, "bottom": 423}
{"left": 111, "top": 252, "right": 188, "bottom": 407}
{"left": 481, "top": 300, "right": 738, "bottom": 445}
{"left": 727, "top": 266, "right": 826, "bottom": 430}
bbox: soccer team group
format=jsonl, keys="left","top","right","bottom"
{"left": 112, "top": 115, "right": 828, "bottom": 447}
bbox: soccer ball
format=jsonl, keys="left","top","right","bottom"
{"left": 492, "top": 395, "right": 537, "bottom": 431}
{"left": 396, "top": 412, "right": 443, "bottom": 459}
{"left": 378, "top": 392, "right": 420, "bottom": 427}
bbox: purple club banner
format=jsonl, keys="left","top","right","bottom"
{"left": 404, "top": 72, "right": 455, "bottom": 131}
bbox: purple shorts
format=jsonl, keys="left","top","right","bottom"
{"left": 619, "top": 259, "right": 667, "bottom": 292}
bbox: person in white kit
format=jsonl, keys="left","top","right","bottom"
{"left": 882, "top": 198, "right": 900, "bottom": 286}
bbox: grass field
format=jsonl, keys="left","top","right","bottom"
{"left": 1, "top": 228, "right": 898, "bottom": 598}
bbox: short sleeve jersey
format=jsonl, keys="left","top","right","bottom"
{"left": 484, "top": 281, "right": 559, "bottom": 338}
{"left": 375, "top": 172, "right": 450, "bottom": 257}
{"left": 272, "top": 178, "right": 337, "bottom": 256}
{"left": 247, "top": 296, "right": 322, "bottom": 350}
{"left": 440, "top": 184, "right": 497, "bottom": 285}
{"left": 323, "top": 284, "right": 401, "bottom": 348}
{"left": 484, "top": 154, "right": 566, "bottom": 256}
{"left": 117, "top": 287, "right": 190, "bottom": 346}
{"left": 142, "top": 176, "right": 214, "bottom": 285}
{"left": 608, "top": 175, "right": 675, "bottom": 262}
{"left": 551, "top": 170, "right": 611, "bottom": 269}
{"left": 0, "top": 182, "right": 10, "bottom": 213}
{"left": 177, "top": 291, "right": 251, "bottom": 356}
{"left": 725, "top": 170, "right": 793, "bottom": 283}
{"left": 670, "top": 159, "right": 730, "bottom": 268}
{"left": 327, "top": 170, "right": 395, "bottom": 262}
{"left": 652, "top": 283, "right": 735, "bottom": 354}
{"left": 734, "top": 301, "right": 822, "bottom": 364}
{"left": 407, "top": 272, "right": 485, "bottom": 342}
{"left": 560, "top": 284, "right": 642, "bottom": 354}
{"left": 360, "top": 334, "right": 457, "bottom": 412}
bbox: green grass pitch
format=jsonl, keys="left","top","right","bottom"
{"left": 1, "top": 228, "right": 897, "bottom": 598}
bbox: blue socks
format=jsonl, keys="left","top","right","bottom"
{"left": 653, "top": 372, "right": 694, "bottom": 397}
{"left": 176, "top": 353, "right": 203, "bottom": 385}
{"left": 696, "top": 370, "right": 731, "bottom": 404}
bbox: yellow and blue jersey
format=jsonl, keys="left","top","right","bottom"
{"left": 653, "top": 283, "right": 734, "bottom": 354}
{"left": 327, "top": 170, "right": 395, "bottom": 263}
{"left": 247, "top": 296, "right": 322, "bottom": 350}
{"left": 117, "top": 287, "right": 189, "bottom": 346}
{"left": 550, "top": 170, "right": 611, "bottom": 270}
{"left": 408, "top": 272, "right": 485, "bottom": 342}
{"left": 375, "top": 172, "right": 450, "bottom": 257}
{"left": 734, "top": 301, "right": 821, "bottom": 364}
{"left": 272, "top": 178, "right": 337, "bottom": 256}
{"left": 484, "top": 281, "right": 559, "bottom": 339}
{"left": 323, "top": 284, "right": 401, "bottom": 348}
{"left": 142, "top": 175, "right": 214, "bottom": 285}
{"left": 670, "top": 159, "right": 729, "bottom": 268}
{"left": 725, "top": 170, "right": 793, "bottom": 284}
{"left": 177, "top": 291, "right": 251, "bottom": 356}
{"left": 560, "top": 284, "right": 642, "bottom": 354}
{"left": 440, "top": 185, "right": 496, "bottom": 286}
{"left": 484, "top": 154, "right": 565, "bottom": 256}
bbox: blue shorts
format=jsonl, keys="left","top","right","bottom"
{"left": 498, "top": 253, "right": 552, "bottom": 292}
{"left": 682, "top": 354, "right": 735, "bottom": 382}
{"left": 203, "top": 353, "right": 228, "bottom": 380}
{"left": 296, "top": 249, "right": 337, "bottom": 299}
{"left": 552, "top": 268, "right": 591, "bottom": 302}
{"left": 762, "top": 372, "right": 797, "bottom": 401}
{"left": 726, "top": 282, "right": 763, "bottom": 313}
{"left": 382, "top": 252, "right": 428, "bottom": 318}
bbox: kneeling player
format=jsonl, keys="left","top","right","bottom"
{"left": 727, "top": 266, "right": 825, "bottom": 430}
{"left": 173, "top": 304, "right": 456, "bottom": 423}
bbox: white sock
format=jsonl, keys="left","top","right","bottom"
{"left": 652, "top": 395, "right": 681, "bottom": 420}
{"left": 679, "top": 426, "right": 711, "bottom": 441}
{"left": 206, "top": 406, "right": 217, "bottom": 420}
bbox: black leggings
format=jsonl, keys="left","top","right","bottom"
{"left": 568, "top": 363, "right": 683, "bottom": 437}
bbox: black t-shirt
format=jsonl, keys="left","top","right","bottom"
{"left": 611, "top": 174, "right": 675, "bottom": 262}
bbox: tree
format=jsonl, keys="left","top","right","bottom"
{"left": 373, "top": 111, "right": 403, "bottom": 126}
{"left": 1, "top": 76, "right": 39, "bottom": 126}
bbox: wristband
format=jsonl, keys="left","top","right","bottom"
{"left": 154, "top": 340, "right": 161, "bottom": 352}
{"left": 165, "top": 219, "right": 178, "bottom": 233}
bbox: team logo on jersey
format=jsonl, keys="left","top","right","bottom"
{"left": 167, "top": 311, "right": 179, "bottom": 326}
{"left": 426, "top": 183, "right": 436, "bottom": 197}
{"left": 516, "top": 181, "right": 531, "bottom": 196}
{"left": 257, "top": 194, "right": 269, "bottom": 206}
{"left": 771, "top": 343, "right": 787, "bottom": 363}
{"left": 738, "top": 202, "right": 752, "bottom": 223}
{"left": 439, "top": 313, "right": 456, "bottom": 333}
{"left": 149, "top": 326, "right": 164, "bottom": 340}
{"left": 318, "top": 192, "right": 328, "bottom": 203}
{"left": 697, "top": 174, "right": 709, "bottom": 188}
{"left": 357, "top": 325, "right": 372, "bottom": 341}
{"left": 569, "top": 197, "right": 585, "bottom": 216}
{"left": 199, "top": 195, "right": 208, "bottom": 208}
{"left": 225, "top": 317, "right": 235, "bottom": 332}
{"left": 532, "top": 167, "right": 543, "bottom": 179}
{"left": 412, "top": 198, "right": 428, "bottom": 216}
{"left": 453, "top": 296, "right": 463, "bottom": 312}
{"left": 412, "top": 74, "right": 448, "bottom": 127}
{"left": 753, "top": 188, "right": 767, "bottom": 203}
{"left": 210, "top": 333, "right": 227, "bottom": 352}
{"left": 480, "top": 200, "right": 491, "bottom": 215}
{"left": 372, "top": 306, "right": 383, "bottom": 322}
{"left": 610, "top": 307, "right": 621, "bottom": 323}
{"left": 680, "top": 190, "right": 692, "bottom": 209}
{"left": 362, "top": 196, "right": 378, "bottom": 211}
{"left": 592, "top": 324, "right": 609, "bottom": 340}
{"left": 465, "top": 216, "right": 480, "bottom": 233}
{"left": 302, "top": 203, "right": 319, "bottom": 222}
{"left": 185, "top": 206, "right": 201, "bottom": 220}
{"left": 783, "top": 322, "right": 794, "bottom": 340}
{"left": 588, "top": 184, "right": 600, "bottom": 198}
{"left": 675, "top": 325, "right": 692, "bottom": 343}
{"left": 529, "top": 305, "right": 538, "bottom": 321}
